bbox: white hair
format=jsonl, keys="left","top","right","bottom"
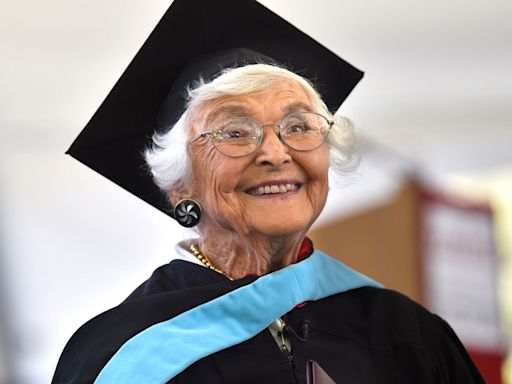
{"left": 144, "top": 64, "right": 359, "bottom": 192}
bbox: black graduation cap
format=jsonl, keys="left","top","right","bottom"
{"left": 67, "top": 0, "right": 364, "bottom": 218}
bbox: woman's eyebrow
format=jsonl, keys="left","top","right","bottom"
{"left": 281, "top": 102, "right": 313, "bottom": 115}
{"left": 205, "top": 101, "right": 313, "bottom": 126}
{"left": 207, "top": 105, "right": 253, "bottom": 125}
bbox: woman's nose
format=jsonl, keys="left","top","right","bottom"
{"left": 253, "top": 126, "right": 292, "bottom": 167}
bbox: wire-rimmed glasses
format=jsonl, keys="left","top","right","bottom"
{"left": 189, "top": 111, "right": 334, "bottom": 158}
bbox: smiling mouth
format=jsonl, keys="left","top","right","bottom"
{"left": 245, "top": 183, "right": 301, "bottom": 196}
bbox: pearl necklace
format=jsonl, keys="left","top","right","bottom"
{"left": 190, "top": 244, "right": 234, "bottom": 281}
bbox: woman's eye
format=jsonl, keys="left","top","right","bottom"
{"left": 217, "top": 127, "right": 251, "bottom": 141}
{"left": 285, "top": 122, "right": 311, "bottom": 134}
{"left": 224, "top": 130, "right": 242, "bottom": 138}
{"left": 290, "top": 124, "right": 306, "bottom": 132}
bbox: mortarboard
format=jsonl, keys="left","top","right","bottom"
{"left": 67, "top": 0, "right": 364, "bottom": 218}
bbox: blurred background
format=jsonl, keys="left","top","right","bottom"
{"left": 0, "top": 0, "right": 511, "bottom": 382}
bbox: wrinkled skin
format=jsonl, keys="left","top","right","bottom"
{"left": 170, "top": 79, "right": 330, "bottom": 278}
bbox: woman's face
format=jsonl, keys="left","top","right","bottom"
{"left": 184, "top": 79, "right": 330, "bottom": 238}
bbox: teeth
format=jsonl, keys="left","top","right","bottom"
{"left": 248, "top": 183, "right": 299, "bottom": 196}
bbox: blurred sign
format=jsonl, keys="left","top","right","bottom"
{"left": 421, "top": 190, "right": 505, "bottom": 382}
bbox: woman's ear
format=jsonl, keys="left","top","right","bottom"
{"left": 167, "top": 185, "right": 190, "bottom": 207}
{"left": 167, "top": 174, "right": 199, "bottom": 204}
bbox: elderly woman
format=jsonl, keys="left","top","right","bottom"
{"left": 53, "top": 63, "right": 483, "bottom": 383}
{"left": 52, "top": 1, "right": 483, "bottom": 383}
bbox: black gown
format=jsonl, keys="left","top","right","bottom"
{"left": 52, "top": 249, "right": 483, "bottom": 384}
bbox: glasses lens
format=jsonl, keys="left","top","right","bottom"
{"left": 280, "top": 112, "right": 330, "bottom": 151}
{"left": 212, "top": 118, "right": 261, "bottom": 157}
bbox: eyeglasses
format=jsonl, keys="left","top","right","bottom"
{"left": 189, "top": 111, "right": 334, "bottom": 158}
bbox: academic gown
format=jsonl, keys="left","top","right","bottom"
{"left": 52, "top": 250, "right": 483, "bottom": 384}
